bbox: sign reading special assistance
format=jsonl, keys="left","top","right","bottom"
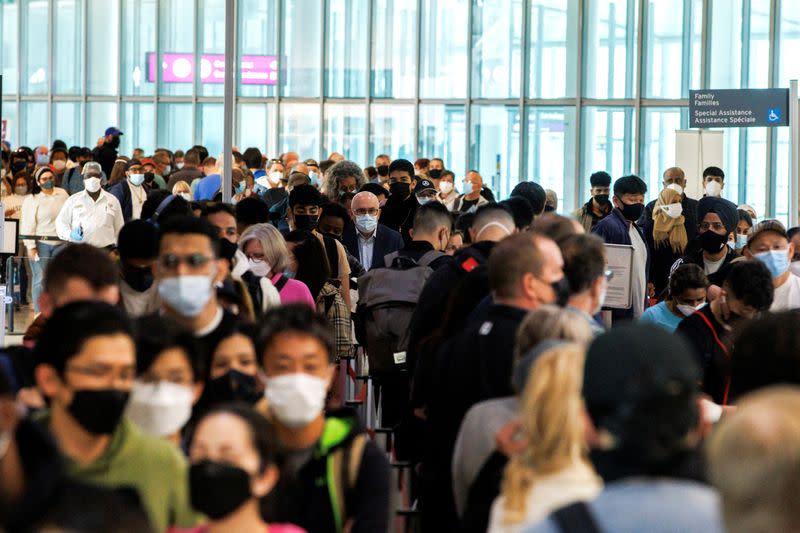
{"left": 689, "top": 89, "right": 790, "bottom": 128}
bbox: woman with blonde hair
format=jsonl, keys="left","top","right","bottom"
{"left": 172, "top": 180, "right": 192, "bottom": 201}
{"left": 487, "top": 342, "right": 602, "bottom": 533}
{"left": 452, "top": 306, "right": 593, "bottom": 528}
{"left": 647, "top": 186, "right": 689, "bottom": 296}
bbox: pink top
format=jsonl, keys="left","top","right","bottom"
{"left": 273, "top": 273, "right": 316, "bottom": 309}
{"left": 169, "top": 524, "right": 306, "bottom": 533}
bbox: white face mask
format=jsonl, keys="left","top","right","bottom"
{"left": 264, "top": 373, "right": 328, "bottom": 429}
{"left": 176, "top": 162, "right": 185, "bottom": 170}
{"left": 52, "top": 160, "right": 67, "bottom": 171}
{"left": 704, "top": 181, "right": 722, "bottom": 197}
{"left": 268, "top": 171, "right": 283, "bottom": 185}
{"left": 666, "top": 183, "right": 683, "bottom": 195}
{"left": 439, "top": 181, "right": 454, "bottom": 195}
{"left": 84, "top": 177, "right": 102, "bottom": 193}
{"left": 677, "top": 302, "right": 705, "bottom": 317}
{"left": 178, "top": 192, "right": 192, "bottom": 201}
{"left": 125, "top": 380, "right": 194, "bottom": 437}
{"left": 248, "top": 258, "right": 271, "bottom": 278}
{"left": 660, "top": 203, "right": 683, "bottom": 219}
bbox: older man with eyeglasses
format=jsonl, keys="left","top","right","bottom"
{"left": 342, "top": 191, "right": 403, "bottom": 271}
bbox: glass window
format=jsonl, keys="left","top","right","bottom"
{"left": 197, "top": 103, "right": 224, "bottom": 156}
{"left": 237, "top": 103, "right": 276, "bottom": 157}
{"left": 87, "top": 0, "right": 120, "bottom": 95}
{"left": 747, "top": 0, "right": 770, "bottom": 88}
{"left": 122, "top": 0, "right": 156, "bottom": 96}
{"left": 52, "top": 102, "right": 84, "bottom": 148}
{"left": 86, "top": 102, "right": 118, "bottom": 147}
{"left": 640, "top": 108, "right": 684, "bottom": 199}
{"left": 158, "top": 0, "right": 195, "bottom": 97}
{"left": 644, "top": 0, "right": 702, "bottom": 98}
{"left": 528, "top": 0, "right": 579, "bottom": 98}
{"left": 157, "top": 103, "right": 192, "bottom": 154}
{"left": 372, "top": 0, "right": 417, "bottom": 98}
{"left": 199, "top": 0, "right": 225, "bottom": 97}
{"left": 709, "top": 0, "right": 742, "bottom": 89}
{"left": 22, "top": 0, "right": 49, "bottom": 95}
{"left": 280, "top": 103, "right": 320, "bottom": 159}
{"left": 743, "top": 128, "right": 768, "bottom": 218}
{"left": 470, "top": 105, "right": 520, "bottom": 201}
{"left": 324, "top": 104, "right": 366, "bottom": 164}
{"left": 418, "top": 104, "right": 466, "bottom": 179}
{"left": 21, "top": 102, "right": 47, "bottom": 147}
{"left": 581, "top": 107, "right": 635, "bottom": 199}
{"left": 1, "top": 2, "right": 19, "bottom": 95}
{"left": 526, "top": 106, "right": 577, "bottom": 212}
{"left": 471, "top": 0, "right": 522, "bottom": 99}
{"left": 420, "top": 0, "right": 468, "bottom": 98}
{"left": 283, "top": 0, "right": 321, "bottom": 97}
{"left": 238, "top": 0, "right": 277, "bottom": 98}
{"left": 2, "top": 101, "right": 18, "bottom": 146}
{"left": 369, "top": 104, "right": 414, "bottom": 163}
{"left": 584, "top": 0, "right": 637, "bottom": 99}
{"left": 53, "top": 0, "right": 83, "bottom": 95}
{"left": 326, "top": 0, "right": 367, "bottom": 97}
{"left": 720, "top": 129, "right": 741, "bottom": 204}
{"left": 779, "top": 1, "right": 800, "bottom": 86}
{"left": 775, "top": 128, "right": 790, "bottom": 224}
{"left": 120, "top": 103, "right": 155, "bottom": 155}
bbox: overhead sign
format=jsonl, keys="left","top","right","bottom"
{"left": 689, "top": 89, "right": 790, "bottom": 128}
{"left": 146, "top": 53, "right": 278, "bottom": 85}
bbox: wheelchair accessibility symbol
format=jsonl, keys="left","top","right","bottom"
{"left": 768, "top": 108, "right": 781, "bottom": 123}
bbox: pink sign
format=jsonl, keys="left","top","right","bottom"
{"left": 146, "top": 53, "right": 278, "bottom": 85}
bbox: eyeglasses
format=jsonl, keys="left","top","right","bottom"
{"left": 158, "top": 253, "right": 214, "bottom": 271}
{"left": 700, "top": 222, "right": 725, "bottom": 232}
{"left": 247, "top": 253, "right": 266, "bottom": 263}
{"left": 354, "top": 208, "right": 379, "bottom": 217}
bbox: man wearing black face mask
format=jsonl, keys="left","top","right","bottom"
{"left": 592, "top": 175, "right": 649, "bottom": 321}
{"left": 671, "top": 196, "right": 740, "bottom": 288}
{"left": 380, "top": 158, "right": 417, "bottom": 234}
{"left": 33, "top": 301, "right": 199, "bottom": 531}
{"left": 374, "top": 153, "right": 391, "bottom": 184}
{"left": 422, "top": 232, "right": 565, "bottom": 531}
{"left": 287, "top": 185, "right": 352, "bottom": 310}
{"left": 92, "top": 126, "right": 123, "bottom": 178}
{"left": 118, "top": 220, "right": 160, "bottom": 318}
{"left": 428, "top": 157, "right": 445, "bottom": 189}
{"left": 575, "top": 171, "right": 613, "bottom": 232}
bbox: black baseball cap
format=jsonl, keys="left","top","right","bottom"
{"left": 414, "top": 179, "right": 436, "bottom": 194}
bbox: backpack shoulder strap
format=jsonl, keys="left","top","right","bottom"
{"left": 383, "top": 251, "right": 400, "bottom": 268}
{"left": 273, "top": 274, "right": 289, "bottom": 292}
{"left": 552, "top": 501, "right": 602, "bottom": 533}
{"left": 418, "top": 249, "right": 446, "bottom": 267}
{"left": 328, "top": 433, "right": 369, "bottom": 533}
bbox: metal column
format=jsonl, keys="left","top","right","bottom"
{"left": 222, "top": 0, "right": 236, "bottom": 203}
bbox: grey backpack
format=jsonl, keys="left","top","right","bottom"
{"left": 356, "top": 250, "right": 444, "bottom": 374}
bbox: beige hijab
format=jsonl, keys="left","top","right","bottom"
{"left": 652, "top": 188, "right": 688, "bottom": 254}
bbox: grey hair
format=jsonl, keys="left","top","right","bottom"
{"left": 239, "top": 223, "right": 290, "bottom": 274}
{"left": 323, "top": 160, "right": 367, "bottom": 202}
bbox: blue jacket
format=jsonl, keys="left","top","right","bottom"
{"left": 342, "top": 223, "right": 403, "bottom": 271}
{"left": 195, "top": 173, "right": 221, "bottom": 201}
{"left": 592, "top": 208, "right": 650, "bottom": 321}
{"left": 108, "top": 180, "right": 137, "bottom": 222}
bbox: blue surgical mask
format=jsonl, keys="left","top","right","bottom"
{"left": 36, "top": 154, "right": 49, "bottom": 166}
{"left": 417, "top": 195, "right": 433, "bottom": 206}
{"left": 236, "top": 181, "right": 246, "bottom": 194}
{"left": 735, "top": 234, "right": 748, "bottom": 249}
{"left": 158, "top": 275, "right": 214, "bottom": 317}
{"left": 755, "top": 249, "right": 790, "bottom": 278}
{"left": 283, "top": 270, "right": 296, "bottom": 279}
{"left": 129, "top": 173, "right": 145, "bottom": 186}
{"left": 355, "top": 214, "right": 378, "bottom": 235}
{"left": 308, "top": 171, "right": 320, "bottom": 188}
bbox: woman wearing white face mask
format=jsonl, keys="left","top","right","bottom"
{"left": 239, "top": 223, "right": 316, "bottom": 312}
{"left": 438, "top": 170, "right": 459, "bottom": 211}
{"left": 126, "top": 317, "right": 203, "bottom": 445}
{"left": 641, "top": 263, "right": 708, "bottom": 332}
{"left": 646, "top": 187, "right": 689, "bottom": 297}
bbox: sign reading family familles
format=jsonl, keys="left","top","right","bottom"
{"left": 689, "top": 89, "right": 790, "bottom": 128}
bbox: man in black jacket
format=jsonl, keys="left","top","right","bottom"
{"left": 92, "top": 126, "right": 123, "bottom": 177}
{"left": 421, "top": 232, "right": 566, "bottom": 532}
{"left": 380, "top": 159, "right": 417, "bottom": 233}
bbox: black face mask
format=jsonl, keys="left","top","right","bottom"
{"left": 428, "top": 169, "right": 442, "bottom": 180}
{"left": 122, "top": 263, "right": 154, "bottom": 292}
{"left": 293, "top": 214, "right": 319, "bottom": 231}
{"left": 10, "top": 160, "right": 26, "bottom": 173}
{"left": 204, "top": 370, "right": 261, "bottom": 406}
{"left": 68, "top": 389, "right": 130, "bottom": 435}
{"left": 143, "top": 172, "right": 155, "bottom": 183}
{"left": 699, "top": 230, "right": 728, "bottom": 254}
{"left": 593, "top": 194, "right": 610, "bottom": 206}
{"left": 109, "top": 136, "right": 121, "bottom": 149}
{"left": 389, "top": 182, "right": 410, "bottom": 199}
{"left": 551, "top": 277, "right": 571, "bottom": 307}
{"left": 190, "top": 460, "right": 252, "bottom": 519}
{"left": 320, "top": 231, "right": 342, "bottom": 243}
{"left": 544, "top": 205, "right": 556, "bottom": 213}
{"left": 376, "top": 165, "right": 389, "bottom": 177}
{"left": 618, "top": 201, "right": 644, "bottom": 222}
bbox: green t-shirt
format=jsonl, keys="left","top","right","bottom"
{"left": 37, "top": 412, "right": 200, "bottom": 532}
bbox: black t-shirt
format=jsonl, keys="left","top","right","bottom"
{"left": 458, "top": 197, "right": 479, "bottom": 212}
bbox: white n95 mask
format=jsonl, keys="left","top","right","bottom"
{"left": 126, "top": 380, "right": 194, "bottom": 437}
{"left": 264, "top": 373, "right": 328, "bottom": 429}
